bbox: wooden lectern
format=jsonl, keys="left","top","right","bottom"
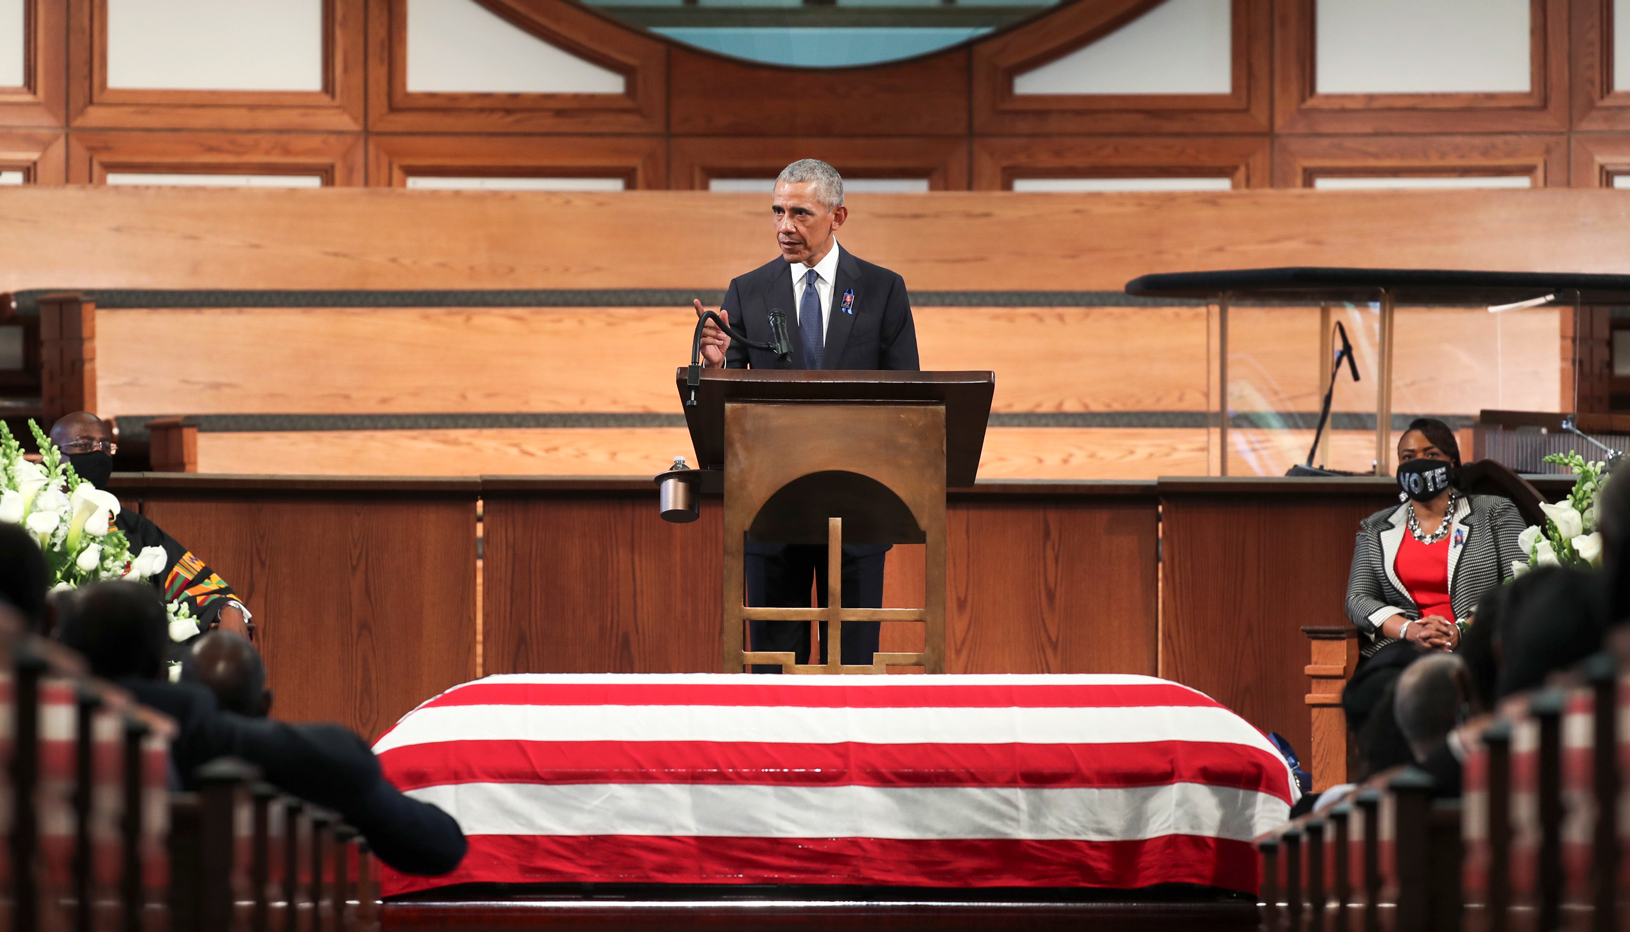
{"left": 677, "top": 370, "right": 994, "bottom": 675}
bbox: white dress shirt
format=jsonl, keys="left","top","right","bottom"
{"left": 790, "top": 240, "right": 842, "bottom": 342}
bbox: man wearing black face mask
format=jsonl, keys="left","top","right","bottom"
{"left": 49, "top": 411, "right": 251, "bottom": 640}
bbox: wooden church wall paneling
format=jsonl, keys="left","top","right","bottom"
{"left": 0, "top": 0, "right": 65, "bottom": 128}
{"left": 66, "top": 130, "right": 366, "bottom": 185}
{"left": 66, "top": 0, "right": 365, "bottom": 131}
{"left": 366, "top": 0, "right": 666, "bottom": 134}
{"left": 668, "top": 136, "right": 971, "bottom": 190}
{"left": 971, "top": 135, "right": 1272, "bottom": 191}
{"left": 1571, "top": 133, "right": 1630, "bottom": 187}
{"left": 1271, "top": 134, "right": 1572, "bottom": 188}
{"left": 0, "top": 129, "right": 65, "bottom": 182}
{"left": 664, "top": 45, "right": 970, "bottom": 138}
{"left": 1572, "top": 0, "right": 1630, "bottom": 130}
{"left": 1272, "top": 0, "right": 1569, "bottom": 134}
{"left": 970, "top": 0, "right": 1272, "bottom": 136}
{"left": 367, "top": 133, "right": 667, "bottom": 188}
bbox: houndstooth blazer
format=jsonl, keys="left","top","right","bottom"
{"left": 1344, "top": 493, "right": 1527, "bottom": 656}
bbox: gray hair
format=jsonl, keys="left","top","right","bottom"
{"left": 777, "top": 159, "right": 844, "bottom": 209}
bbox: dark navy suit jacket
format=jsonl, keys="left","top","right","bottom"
{"left": 720, "top": 246, "right": 920, "bottom": 557}
{"left": 720, "top": 246, "right": 920, "bottom": 372}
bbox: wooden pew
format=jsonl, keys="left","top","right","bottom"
{"left": 1259, "top": 648, "right": 1628, "bottom": 932}
{"left": 0, "top": 600, "right": 381, "bottom": 932}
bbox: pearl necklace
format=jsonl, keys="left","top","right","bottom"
{"left": 1405, "top": 490, "right": 1458, "bottom": 545}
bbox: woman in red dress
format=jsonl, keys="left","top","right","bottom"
{"left": 1345, "top": 418, "right": 1526, "bottom": 658}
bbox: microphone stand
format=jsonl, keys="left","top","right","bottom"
{"left": 687, "top": 309, "right": 793, "bottom": 406}
{"left": 1303, "top": 322, "right": 1361, "bottom": 469}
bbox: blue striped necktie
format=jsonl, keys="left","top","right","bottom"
{"left": 798, "top": 267, "right": 823, "bottom": 370}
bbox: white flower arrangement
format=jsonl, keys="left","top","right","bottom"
{"left": 1, "top": 419, "right": 190, "bottom": 639}
{"left": 1513, "top": 451, "right": 1608, "bottom": 576}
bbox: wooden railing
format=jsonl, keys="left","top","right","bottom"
{"left": 0, "top": 603, "right": 382, "bottom": 932}
{"left": 1257, "top": 646, "right": 1626, "bottom": 931}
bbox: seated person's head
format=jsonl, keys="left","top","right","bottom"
{"left": 1393, "top": 653, "right": 1472, "bottom": 763}
{"left": 1398, "top": 417, "right": 1462, "bottom": 470}
{"left": 55, "top": 581, "right": 168, "bottom": 681}
{"left": 1498, "top": 565, "right": 1607, "bottom": 697}
{"left": 48, "top": 411, "right": 116, "bottom": 490}
{"left": 0, "top": 523, "right": 49, "bottom": 635}
{"left": 189, "top": 631, "right": 271, "bottom": 717}
{"left": 1597, "top": 462, "right": 1630, "bottom": 625}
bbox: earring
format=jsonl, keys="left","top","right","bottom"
{"left": 1399, "top": 491, "right": 1409, "bottom": 502}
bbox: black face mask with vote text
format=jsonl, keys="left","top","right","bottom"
{"left": 66, "top": 451, "right": 114, "bottom": 490}
{"left": 1396, "top": 457, "right": 1454, "bottom": 503}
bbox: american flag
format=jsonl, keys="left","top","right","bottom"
{"left": 373, "top": 674, "right": 1297, "bottom": 896}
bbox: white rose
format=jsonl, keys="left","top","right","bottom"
{"left": 1535, "top": 538, "right": 1560, "bottom": 567}
{"left": 75, "top": 543, "right": 102, "bottom": 573}
{"left": 25, "top": 509, "right": 59, "bottom": 538}
{"left": 49, "top": 582, "right": 73, "bottom": 595}
{"left": 0, "top": 489, "right": 22, "bottom": 524}
{"left": 131, "top": 546, "right": 168, "bottom": 579}
{"left": 1573, "top": 532, "right": 1604, "bottom": 567}
{"left": 1540, "top": 501, "right": 1585, "bottom": 541}
{"left": 168, "top": 616, "right": 201, "bottom": 643}
{"left": 1511, "top": 559, "right": 1530, "bottom": 578}
{"left": 31, "top": 487, "right": 67, "bottom": 518}
{"left": 1518, "top": 525, "right": 1542, "bottom": 558}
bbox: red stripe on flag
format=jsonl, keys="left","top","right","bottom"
{"left": 417, "top": 681, "right": 1219, "bottom": 711}
{"left": 379, "top": 833, "right": 1261, "bottom": 897}
{"left": 380, "top": 739, "right": 1293, "bottom": 800}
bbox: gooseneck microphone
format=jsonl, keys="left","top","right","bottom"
{"left": 687, "top": 308, "right": 794, "bottom": 406}
{"left": 1302, "top": 321, "right": 1362, "bottom": 468}
{"left": 1336, "top": 321, "right": 1359, "bottom": 383}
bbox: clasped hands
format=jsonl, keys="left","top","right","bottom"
{"left": 694, "top": 300, "right": 731, "bottom": 368}
{"left": 1404, "top": 614, "right": 1459, "bottom": 652}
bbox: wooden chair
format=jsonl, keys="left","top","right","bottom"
{"left": 1300, "top": 459, "right": 1548, "bottom": 792}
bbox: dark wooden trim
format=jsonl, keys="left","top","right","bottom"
{"left": 67, "top": 0, "right": 365, "bottom": 131}
{"left": 366, "top": 134, "right": 667, "bottom": 189}
{"left": 971, "top": 0, "right": 1272, "bottom": 135}
{"left": 0, "top": 130, "right": 66, "bottom": 183}
{"left": 1273, "top": 0, "right": 1568, "bottom": 134}
{"left": 378, "top": 896, "right": 1261, "bottom": 932}
{"left": 1300, "top": 625, "right": 1357, "bottom": 640}
{"left": 105, "top": 473, "right": 482, "bottom": 494}
{"left": 971, "top": 135, "right": 1271, "bottom": 191}
{"left": 366, "top": 0, "right": 667, "bottom": 134}
{"left": 1570, "top": 133, "right": 1630, "bottom": 186}
{"left": 666, "top": 45, "right": 968, "bottom": 137}
{"left": 1272, "top": 134, "right": 1570, "bottom": 188}
{"left": 1571, "top": 0, "right": 1630, "bottom": 130}
{"left": 0, "top": 0, "right": 66, "bottom": 128}
{"left": 668, "top": 137, "right": 970, "bottom": 190}
{"left": 66, "top": 130, "right": 366, "bottom": 185}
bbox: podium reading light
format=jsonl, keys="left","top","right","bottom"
{"left": 655, "top": 456, "right": 700, "bottom": 523}
{"left": 687, "top": 308, "right": 793, "bottom": 406}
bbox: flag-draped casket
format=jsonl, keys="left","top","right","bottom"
{"left": 372, "top": 674, "right": 1296, "bottom": 896}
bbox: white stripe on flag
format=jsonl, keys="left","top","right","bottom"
{"left": 407, "top": 780, "right": 1290, "bottom": 843}
{"left": 373, "top": 703, "right": 1274, "bottom": 755}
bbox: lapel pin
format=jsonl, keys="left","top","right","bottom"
{"left": 841, "top": 289, "right": 855, "bottom": 314}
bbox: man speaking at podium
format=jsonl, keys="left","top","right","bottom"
{"left": 693, "top": 158, "right": 920, "bottom": 671}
